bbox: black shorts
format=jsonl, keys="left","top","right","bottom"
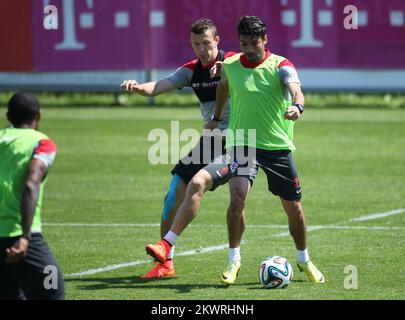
{"left": 0, "top": 233, "right": 65, "bottom": 300}
{"left": 203, "top": 147, "right": 302, "bottom": 201}
{"left": 171, "top": 135, "right": 226, "bottom": 185}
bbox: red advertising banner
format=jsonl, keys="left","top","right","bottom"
{"left": 162, "top": 0, "right": 405, "bottom": 69}
{"left": 1, "top": 0, "right": 405, "bottom": 72}
{"left": 0, "top": 0, "right": 33, "bottom": 71}
{"left": 32, "top": 0, "right": 148, "bottom": 71}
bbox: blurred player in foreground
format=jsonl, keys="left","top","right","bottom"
{"left": 0, "top": 92, "right": 65, "bottom": 299}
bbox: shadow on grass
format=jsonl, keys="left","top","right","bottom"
{"left": 65, "top": 275, "right": 308, "bottom": 293}
{"left": 66, "top": 276, "right": 231, "bottom": 293}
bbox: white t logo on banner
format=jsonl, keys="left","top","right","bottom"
{"left": 281, "top": 0, "right": 333, "bottom": 48}
{"left": 54, "top": 0, "right": 86, "bottom": 50}
{"left": 292, "top": 0, "right": 325, "bottom": 47}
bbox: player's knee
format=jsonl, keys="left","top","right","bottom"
{"left": 286, "top": 200, "right": 304, "bottom": 217}
{"left": 229, "top": 189, "right": 246, "bottom": 213}
{"left": 188, "top": 175, "right": 209, "bottom": 195}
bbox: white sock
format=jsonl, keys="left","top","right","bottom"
{"left": 163, "top": 231, "right": 178, "bottom": 246}
{"left": 297, "top": 249, "right": 310, "bottom": 265}
{"left": 167, "top": 246, "right": 175, "bottom": 260}
{"left": 228, "top": 247, "right": 241, "bottom": 263}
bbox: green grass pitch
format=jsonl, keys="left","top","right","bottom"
{"left": 1, "top": 107, "right": 404, "bottom": 300}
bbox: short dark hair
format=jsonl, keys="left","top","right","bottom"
{"left": 237, "top": 16, "right": 267, "bottom": 39}
{"left": 7, "top": 92, "right": 40, "bottom": 127}
{"left": 190, "top": 18, "right": 218, "bottom": 37}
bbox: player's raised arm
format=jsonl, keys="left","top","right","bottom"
{"left": 204, "top": 70, "right": 229, "bottom": 130}
{"left": 120, "top": 78, "right": 176, "bottom": 97}
{"left": 214, "top": 70, "right": 229, "bottom": 118}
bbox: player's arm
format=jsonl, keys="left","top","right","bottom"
{"left": 21, "top": 159, "right": 48, "bottom": 239}
{"left": 6, "top": 139, "right": 56, "bottom": 263}
{"left": 284, "top": 82, "right": 305, "bottom": 121}
{"left": 120, "top": 78, "right": 176, "bottom": 97}
{"left": 205, "top": 70, "right": 229, "bottom": 130}
{"left": 6, "top": 159, "right": 47, "bottom": 263}
{"left": 278, "top": 59, "right": 305, "bottom": 121}
{"left": 215, "top": 71, "right": 229, "bottom": 119}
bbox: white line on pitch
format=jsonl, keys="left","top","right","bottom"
{"left": 42, "top": 222, "right": 287, "bottom": 228}
{"left": 272, "top": 225, "right": 405, "bottom": 237}
{"left": 64, "top": 207, "right": 405, "bottom": 276}
{"left": 272, "top": 208, "right": 405, "bottom": 237}
{"left": 66, "top": 260, "right": 149, "bottom": 277}
{"left": 44, "top": 222, "right": 405, "bottom": 231}
{"left": 350, "top": 208, "right": 405, "bottom": 222}
{"left": 44, "top": 208, "right": 405, "bottom": 229}
{"left": 65, "top": 243, "right": 231, "bottom": 277}
{"left": 43, "top": 223, "right": 160, "bottom": 227}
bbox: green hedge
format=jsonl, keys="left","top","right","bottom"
{"left": 1, "top": 91, "right": 404, "bottom": 109}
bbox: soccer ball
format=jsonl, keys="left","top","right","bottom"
{"left": 258, "top": 256, "right": 293, "bottom": 289}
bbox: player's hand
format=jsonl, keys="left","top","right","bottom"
{"left": 120, "top": 80, "right": 140, "bottom": 92}
{"left": 6, "top": 237, "right": 29, "bottom": 264}
{"left": 210, "top": 61, "right": 223, "bottom": 78}
{"left": 204, "top": 120, "right": 219, "bottom": 130}
{"left": 284, "top": 106, "right": 301, "bottom": 121}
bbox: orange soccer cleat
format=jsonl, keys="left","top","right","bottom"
{"left": 145, "top": 240, "right": 171, "bottom": 264}
{"left": 141, "top": 260, "right": 176, "bottom": 278}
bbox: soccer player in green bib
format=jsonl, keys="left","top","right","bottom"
{"left": 145, "top": 16, "right": 324, "bottom": 285}
{"left": 0, "top": 92, "right": 64, "bottom": 299}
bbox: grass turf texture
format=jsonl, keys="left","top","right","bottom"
{"left": 0, "top": 107, "right": 404, "bottom": 300}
